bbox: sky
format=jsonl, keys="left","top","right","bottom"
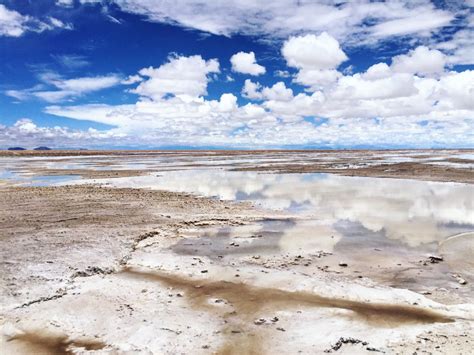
{"left": 0, "top": 0, "right": 473, "bottom": 149}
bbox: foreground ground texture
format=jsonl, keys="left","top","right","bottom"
{"left": 0, "top": 150, "right": 473, "bottom": 354}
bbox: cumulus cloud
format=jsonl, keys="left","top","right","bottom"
{"left": 132, "top": 55, "right": 219, "bottom": 100}
{"left": 294, "top": 69, "right": 342, "bottom": 90}
{"left": 0, "top": 118, "right": 124, "bottom": 148}
{"left": 282, "top": 33, "right": 347, "bottom": 90}
{"left": 282, "top": 33, "right": 347, "bottom": 70}
{"left": 217, "top": 93, "right": 238, "bottom": 112}
{"left": 242, "top": 80, "right": 293, "bottom": 102}
{"left": 0, "top": 4, "right": 71, "bottom": 37}
{"left": 230, "top": 51, "right": 265, "bottom": 76}
{"left": 330, "top": 73, "right": 417, "bottom": 100}
{"left": 363, "top": 63, "right": 392, "bottom": 80}
{"left": 261, "top": 82, "right": 293, "bottom": 102}
{"left": 242, "top": 79, "right": 263, "bottom": 100}
{"left": 38, "top": 43, "right": 474, "bottom": 148}
{"left": 43, "top": 53, "right": 472, "bottom": 147}
{"left": 391, "top": 46, "right": 446, "bottom": 76}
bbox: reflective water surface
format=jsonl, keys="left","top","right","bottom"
{"left": 97, "top": 170, "right": 474, "bottom": 246}
{"left": 88, "top": 169, "right": 473, "bottom": 293}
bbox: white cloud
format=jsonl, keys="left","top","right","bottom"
{"left": 217, "top": 93, "right": 238, "bottom": 112}
{"left": 274, "top": 70, "right": 290, "bottom": 78}
{"left": 56, "top": 0, "right": 74, "bottom": 6}
{"left": 132, "top": 55, "right": 219, "bottom": 100}
{"left": 294, "top": 69, "right": 342, "bottom": 90}
{"left": 34, "top": 90, "right": 76, "bottom": 103}
{"left": 0, "top": 119, "right": 124, "bottom": 148}
{"left": 282, "top": 32, "right": 348, "bottom": 70}
{"left": 242, "top": 79, "right": 263, "bottom": 100}
{"left": 122, "top": 75, "right": 143, "bottom": 85}
{"left": 436, "top": 19, "right": 474, "bottom": 66}
{"left": 0, "top": 4, "right": 29, "bottom": 36}
{"left": 242, "top": 80, "right": 293, "bottom": 102}
{"left": 329, "top": 73, "right": 418, "bottom": 101}
{"left": 40, "top": 45, "right": 474, "bottom": 148}
{"left": 363, "top": 63, "right": 392, "bottom": 80}
{"left": 46, "top": 17, "right": 72, "bottom": 30}
{"left": 282, "top": 33, "right": 347, "bottom": 90}
{"left": 53, "top": 75, "right": 121, "bottom": 92}
{"left": 0, "top": 4, "right": 71, "bottom": 37}
{"left": 43, "top": 92, "right": 473, "bottom": 148}
{"left": 230, "top": 51, "right": 265, "bottom": 76}
{"left": 5, "top": 74, "right": 122, "bottom": 103}
{"left": 5, "top": 89, "right": 31, "bottom": 101}
{"left": 89, "top": 1, "right": 456, "bottom": 46}
{"left": 436, "top": 70, "right": 474, "bottom": 111}
{"left": 391, "top": 46, "right": 446, "bottom": 76}
{"left": 371, "top": 12, "right": 453, "bottom": 37}
{"left": 261, "top": 82, "right": 293, "bottom": 102}
{"left": 53, "top": 54, "right": 90, "bottom": 69}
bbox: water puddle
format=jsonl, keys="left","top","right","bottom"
{"left": 98, "top": 170, "right": 473, "bottom": 297}
{"left": 94, "top": 170, "right": 474, "bottom": 244}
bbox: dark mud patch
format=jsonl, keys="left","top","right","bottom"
{"left": 120, "top": 267, "right": 453, "bottom": 326}
{"left": 7, "top": 332, "right": 106, "bottom": 354}
{"left": 120, "top": 267, "right": 454, "bottom": 354}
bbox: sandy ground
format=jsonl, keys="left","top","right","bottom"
{"left": 0, "top": 151, "right": 473, "bottom": 354}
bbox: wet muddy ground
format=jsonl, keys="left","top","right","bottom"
{"left": 0, "top": 150, "right": 473, "bottom": 354}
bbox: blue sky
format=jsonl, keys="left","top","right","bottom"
{"left": 0, "top": 0, "right": 473, "bottom": 149}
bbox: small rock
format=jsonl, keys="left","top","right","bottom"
{"left": 271, "top": 317, "right": 279, "bottom": 322}
{"left": 452, "top": 273, "right": 467, "bottom": 285}
{"left": 276, "top": 327, "right": 286, "bottom": 332}
{"left": 201, "top": 270, "right": 208, "bottom": 273}
{"left": 254, "top": 318, "right": 266, "bottom": 325}
{"left": 428, "top": 255, "right": 443, "bottom": 263}
{"left": 338, "top": 262, "right": 348, "bottom": 267}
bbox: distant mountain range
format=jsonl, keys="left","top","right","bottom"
{"left": 7, "top": 146, "right": 52, "bottom": 151}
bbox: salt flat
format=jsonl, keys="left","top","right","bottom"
{"left": 0, "top": 150, "right": 473, "bottom": 354}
